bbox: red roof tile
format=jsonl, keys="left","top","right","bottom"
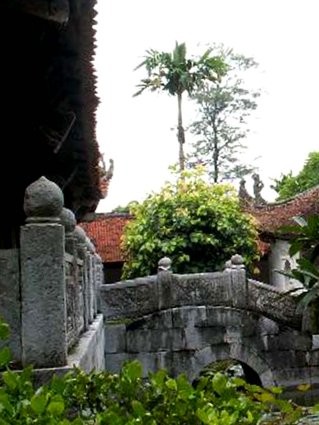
{"left": 80, "top": 213, "right": 132, "bottom": 262}
{"left": 245, "top": 186, "right": 319, "bottom": 236}
{"left": 81, "top": 186, "right": 319, "bottom": 263}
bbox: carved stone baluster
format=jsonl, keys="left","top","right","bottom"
{"left": 21, "top": 176, "right": 67, "bottom": 367}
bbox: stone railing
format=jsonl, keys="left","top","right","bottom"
{"left": 100, "top": 255, "right": 302, "bottom": 329}
{"left": 18, "top": 177, "right": 103, "bottom": 368}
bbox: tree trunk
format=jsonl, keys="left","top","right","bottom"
{"left": 212, "top": 113, "right": 219, "bottom": 183}
{"left": 177, "top": 92, "right": 185, "bottom": 171}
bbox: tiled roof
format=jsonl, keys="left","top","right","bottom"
{"left": 245, "top": 185, "right": 319, "bottom": 236}
{"left": 81, "top": 186, "right": 319, "bottom": 263}
{"left": 81, "top": 213, "right": 132, "bottom": 262}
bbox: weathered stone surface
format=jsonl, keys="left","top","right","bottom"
{"left": 60, "top": 208, "right": 76, "bottom": 233}
{"left": 0, "top": 249, "right": 21, "bottom": 360}
{"left": 126, "top": 328, "right": 184, "bottom": 353}
{"left": 24, "top": 176, "right": 63, "bottom": 221}
{"left": 100, "top": 277, "right": 158, "bottom": 320}
{"left": 21, "top": 223, "right": 67, "bottom": 367}
{"left": 68, "top": 314, "right": 105, "bottom": 372}
{"left": 27, "top": 315, "right": 105, "bottom": 387}
{"left": 247, "top": 279, "right": 301, "bottom": 328}
{"left": 172, "top": 306, "right": 207, "bottom": 328}
{"left": 169, "top": 272, "right": 233, "bottom": 308}
{"left": 261, "top": 332, "right": 312, "bottom": 351}
{"left": 102, "top": 267, "right": 316, "bottom": 400}
{"left": 105, "top": 353, "right": 131, "bottom": 374}
{"left": 105, "top": 324, "right": 126, "bottom": 353}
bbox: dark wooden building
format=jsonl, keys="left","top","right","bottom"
{"left": 0, "top": 0, "right": 103, "bottom": 248}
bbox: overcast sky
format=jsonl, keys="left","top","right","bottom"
{"left": 94, "top": 0, "right": 319, "bottom": 211}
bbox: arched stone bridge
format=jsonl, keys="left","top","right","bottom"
{"left": 99, "top": 258, "right": 319, "bottom": 401}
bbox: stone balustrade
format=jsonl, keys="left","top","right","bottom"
{"left": 0, "top": 176, "right": 105, "bottom": 369}
{"left": 100, "top": 254, "right": 302, "bottom": 329}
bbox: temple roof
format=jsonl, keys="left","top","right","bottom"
{"left": 81, "top": 213, "right": 133, "bottom": 263}
{"left": 244, "top": 185, "right": 319, "bottom": 237}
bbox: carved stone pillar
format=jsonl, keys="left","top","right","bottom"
{"left": 20, "top": 176, "right": 67, "bottom": 367}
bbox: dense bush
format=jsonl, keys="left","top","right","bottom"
{"left": 122, "top": 169, "right": 259, "bottom": 279}
{"left": 0, "top": 318, "right": 317, "bottom": 424}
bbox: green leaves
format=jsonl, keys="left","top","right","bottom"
{"left": 0, "top": 353, "right": 311, "bottom": 424}
{"left": 122, "top": 169, "right": 258, "bottom": 279}
{"left": 188, "top": 44, "right": 260, "bottom": 183}
{"left": 0, "top": 319, "right": 10, "bottom": 341}
{"left": 274, "top": 151, "right": 319, "bottom": 200}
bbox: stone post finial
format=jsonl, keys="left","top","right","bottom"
{"left": 158, "top": 257, "right": 172, "bottom": 273}
{"left": 60, "top": 208, "right": 77, "bottom": 254}
{"left": 230, "top": 254, "right": 245, "bottom": 269}
{"left": 24, "top": 176, "right": 64, "bottom": 223}
{"left": 60, "top": 207, "right": 76, "bottom": 233}
{"left": 74, "top": 225, "right": 87, "bottom": 246}
{"left": 86, "top": 237, "right": 96, "bottom": 254}
{"left": 224, "top": 259, "right": 232, "bottom": 272}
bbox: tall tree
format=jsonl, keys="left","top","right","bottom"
{"left": 188, "top": 46, "right": 260, "bottom": 183}
{"left": 134, "top": 42, "right": 226, "bottom": 171}
{"left": 272, "top": 151, "right": 319, "bottom": 200}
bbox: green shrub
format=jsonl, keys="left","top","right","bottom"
{"left": 122, "top": 169, "right": 259, "bottom": 279}
{"left": 0, "top": 317, "right": 316, "bottom": 424}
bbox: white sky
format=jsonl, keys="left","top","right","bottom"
{"left": 94, "top": 0, "right": 319, "bottom": 212}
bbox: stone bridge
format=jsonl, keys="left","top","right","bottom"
{"left": 100, "top": 257, "right": 319, "bottom": 402}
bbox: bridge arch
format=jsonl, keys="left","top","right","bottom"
{"left": 104, "top": 305, "right": 290, "bottom": 387}
{"left": 191, "top": 342, "right": 275, "bottom": 387}
{"left": 102, "top": 268, "right": 316, "bottom": 399}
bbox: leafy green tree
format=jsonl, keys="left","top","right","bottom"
{"left": 121, "top": 169, "right": 259, "bottom": 279}
{"left": 134, "top": 42, "right": 227, "bottom": 171}
{"left": 188, "top": 46, "right": 260, "bottom": 183}
{"left": 272, "top": 151, "right": 319, "bottom": 200}
{"left": 277, "top": 215, "right": 319, "bottom": 330}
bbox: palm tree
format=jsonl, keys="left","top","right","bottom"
{"left": 134, "top": 42, "right": 226, "bottom": 171}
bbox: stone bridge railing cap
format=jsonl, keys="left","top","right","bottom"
{"left": 24, "top": 176, "right": 64, "bottom": 222}
{"left": 86, "top": 237, "right": 96, "bottom": 253}
{"left": 60, "top": 207, "right": 76, "bottom": 233}
{"left": 158, "top": 257, "right": 172, "bottom": 272}
{"left": 74, "top": 225, "right": 87, "bottom": 244}
{"left": 231, "top": 254, "right": 244, "bottom": 265}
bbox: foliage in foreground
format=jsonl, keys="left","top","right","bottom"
{"left": 0, "top": 318, "right": 318, "bottom": 424}
{"left": 121, "top": 169, "right": 259, "bottom": 279}
{"left": 277, "top": 215, "right": 319, "bottom": 330}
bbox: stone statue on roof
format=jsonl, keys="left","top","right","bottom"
{"left": 238, "top": 174, "right": 267, "bottom": 206}
{"left": 238, "top": 178, "right": 254, "bottom": 205}
{"left": 252, "top": 173, "right": 266, "bottom": 205}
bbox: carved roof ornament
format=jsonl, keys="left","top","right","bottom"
{"left": 238, "top": 178, "right": 254, "bottom": 205}
{"left": 252, "top": 173, "right": 267, "bottom": 205}
{"left": 24, "top": 176, "right": 64, "bottom": 223}
{"left": 98, "top": 156, "right": 114, "bottom": 199}
{"left": 238, "top": 174, "right": 267, "bottom": 206}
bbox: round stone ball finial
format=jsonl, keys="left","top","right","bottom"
{"left": 86, "top": 237, "right": 96, "bottom": 254}
{"left": 158, "top": 257, "right": 172, "bottom": 272}
{"left": 74, "top": 225, "right": 87, "bottom": 244}
{"left": 230, "top": 254, "right": 245, "bottom": 269}
{"left": 24, "top": 176, "right": 64, "bottom": 222}
{"left": 60, "top": 208, "right": 76, "bottom": 233}
{"left": 224, "top": 259, "right": 232, "bottom": 271}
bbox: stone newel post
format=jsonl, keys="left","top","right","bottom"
{"left": 20, "top": 177, "right": 67, "bottom": 367}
